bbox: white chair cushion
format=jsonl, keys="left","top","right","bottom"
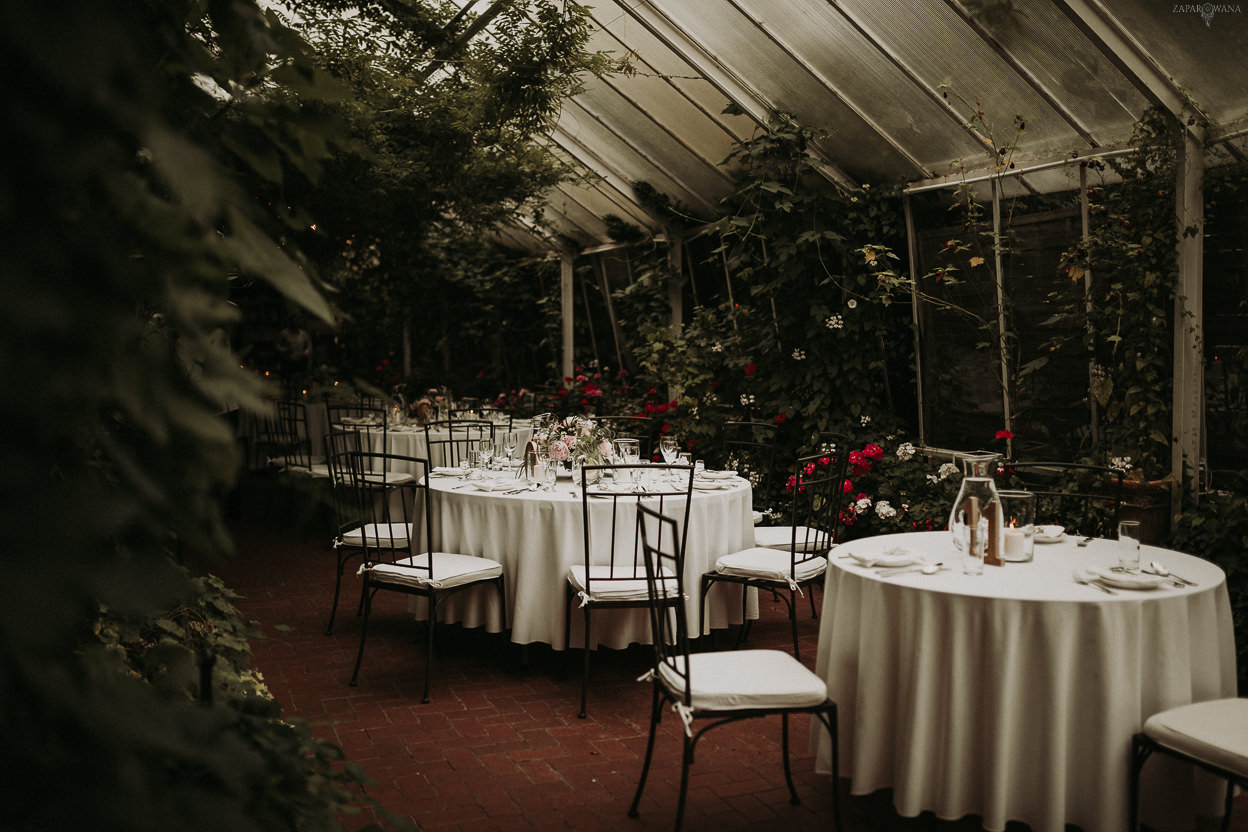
{"left": 360, "top": 470, "right": 416, "bottom": 485}
{"left": 342, "top": 523, "right": 411, "bottom": 548}
{"left": 752, "top": 525, "right": 829, "bottom": 553}
{"left": 1143, "top": 698, "right": 1248, "bottom": 778}
{"left": 363, "top": 552, "right": 502, "bottom": 590}
{"left": 287, "top": 462, "right": 332, "bottom": 478}
{"left": 715, "top": 547, "right": 827, "bottom": 584}
{"left": 568, "top": 564, "right": 678, "bottom": 602}
{"left": 657, "top": 649, "right": 828, "bottom": 711}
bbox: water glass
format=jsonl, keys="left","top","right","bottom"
{"left": 998, "top": 490, "right": 1036, "bottom": 563}
{"left": 1118, "top": 519, "right": 1142, "bottom": 570}
{"left": 542, "top": 458, "right": 559, "bottom": 491}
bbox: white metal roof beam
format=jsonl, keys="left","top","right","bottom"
{"left": 564, "top": 97, "right": 722, "bottom": 215}
{"left": 941, "top": 0, "right": 1100, "bottom": 147}
{"left": 822, "top": 0, "right": 999, "bottom": 163}
{"left": 724, "top": 0, "right": 932, "bottom": 178}
{"left": 619, "top": 0, "right": 860, "bottom": 192}
{"left": 1051, "top": 0, "right": 1208, "bottom": 130}
{"left": 542, "top": 143, "right": 663, "bottom": 229}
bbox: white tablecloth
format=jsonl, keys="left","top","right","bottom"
{"left": 413, "top": 473, "right": 756, "bottom": 649}
{"left": 810, "top": 531, "right": 1236, "bottom": 832}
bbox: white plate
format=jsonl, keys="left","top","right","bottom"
{"left": 849, "top": 548, "right": 923, "bottom": 568}
{"left": 1034, "top": 525, "right": 1066, "bottom": 543}
{"left": 700, "top": 470, "right": 737, "bottom": 480}
{"left": 693, "top": 480, "right": 728, "bottom": 490}
{"left": 1087, "top": 567, "right": 1167, "bottom": 590}
{"left": 470, "top": 479, "right": 515, "bottom": 492}
{"left": 430, "top": 467, "right": 462, "bottom": 476}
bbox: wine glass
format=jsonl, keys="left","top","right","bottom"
{"left": 478, "top": 438, "right": 495, "bottom": 470}
{"left": 502, "top": 430, "right": 520, "bottom": 466}
{"left": 658, "top": 435, "right": 679, "bottom": 484}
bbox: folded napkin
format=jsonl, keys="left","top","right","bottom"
{"left": 431, "top": 466, "right": 461, "bottom": 476}
{"left": 471, "top": 479, "right": 515, "bottom": 492}
{"left": 849, "top": 546, "right": 922, "bottom": 568}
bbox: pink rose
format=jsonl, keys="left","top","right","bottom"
{"left": 599, "top": 440, "right": 614, "bottom": 458}
{"left": 548, "top": 440, "right": 570, "bottom": 461}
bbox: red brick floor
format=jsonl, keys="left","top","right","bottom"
{"left": 202, "top": 501, "right": 1245, "bottom": 832}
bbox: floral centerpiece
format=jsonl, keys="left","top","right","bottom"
{"left": 532, "top": 415, "right": 616, "bottom": 467}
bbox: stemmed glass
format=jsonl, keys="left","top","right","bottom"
{"left": 502, "top": 430, "right": 520, "bottom": 467}
{"left": 478, "top": 438, "right": 495, "bottom": 471}
{"left": 659, "top": 435, "right": 679, "bottom": 483}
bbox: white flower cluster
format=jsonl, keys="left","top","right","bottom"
{"left": 875, "top": 500, "right": 897, "bottom": 519}
{"left": 855, "top": 496, "right": 872, "bottom": 514}
{"left": 825, "top": 314, "right": 844, "bottom": 330}
{"left": 896, "top": 442, "right": 916, "bottom": 461}
{"left": 792, "top": 348, "right": 807, "bottom": 360}
{"left": 711, "top": 342, "right": 723, "bottom": 353}
{"left": 927, "top": 461, "right": 959, "bottom": 483}
{"left": 739, "top": 393, "right": 756, "bottom": 406}
{"left": 860, "top": 414, "right": 872, "bottom": 426}
{"left": 1109, "top": 456, "right": 1133, "bottom": 473}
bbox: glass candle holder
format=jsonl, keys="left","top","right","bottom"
{"left": 997, "top": 489, "right": 1036, "bottom": 563}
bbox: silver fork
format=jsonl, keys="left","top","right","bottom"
{"left": 1072, "top": 569, "right": 1117, "bottom": 595}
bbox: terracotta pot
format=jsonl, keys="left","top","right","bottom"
{"left": 1120, "top": 479, "right": 1173, "bottom": 544}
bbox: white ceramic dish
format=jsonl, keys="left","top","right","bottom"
{"left": 1034, "top": 525, "right": 1066, "bottom": 543}
{"left": 1087, "top": 567, "right": 1167, "bottom": 590}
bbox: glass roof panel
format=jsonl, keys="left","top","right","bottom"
{"left": 650, "top": 0, "right": 929, "bottom": 182}
{"left": 590, "top": 3, "right": 758, "bottom": 147}
{"left": 567, "top": 81, "right": 736, "bottom": 213}
{"left": 733, "top": 0, "right": 989, "bottom": 176}
{"left": 1099, "top": 0, "right": 1248, "bottom": 123}
{"left": 837, "top": 0, "right": 1088, "bottom": 165}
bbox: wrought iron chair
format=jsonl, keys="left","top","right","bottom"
{"left": 422, "top": 418, "right": 496, "bottom": 468}
{"left": 630, "top": 502, "right": 843, "bottom": 832}
{"left": 1002, "top": 461, "right": 1124, "bottom": 538}
{"left": 701, "top": 450, "right": 849, "bottom": 660}
{"left": 322, "top": 430, "right": 365, "bottom": 635}
{"left": 564, "top": 462, "right": 693, "bottom": 719}
{"left": 348, "top": 450, "right": 507, "bottom": 704}
{"left": 1131, "top": 699, "right": 1248, "bottom": 831}
{"left": 722, "top": 419, "right": 780, "bottom": 508}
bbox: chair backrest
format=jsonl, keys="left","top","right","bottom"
{"left": 478, "top": 406, "right": 513, "bottom": 430}
{"left": 423, "top": 418, "right": 496, "bottom": 467}
{"left": 723, "top": 420, "right": 779, "bottom": 498}
{"left": 808, "top": 434, "right": 854, "bottom": 545}
{"left": 577, "top": 463, "right": 694, "bottom": 598}
{"left": 326, "top": 401, "right": 384, "bottom": 426}
{"left": 1001, "top": 461, "right": 1124, "bottom": 537}
{"left": 636, "top": 502, "right": 694, "bottom": 707}
{"left": 778, "top": 451, "right": 851, "bottom": 571}
{"left": 324, "top": 430, "right": 365, "bottom": 535}
{"left": 348, "top": 451, "right": 437, "bottom": 573}
{"left": 594, "top": 416, "right": 655, "bottom": 459}
{"left": 275, "top": 400, "right": 318, "bottom": 468}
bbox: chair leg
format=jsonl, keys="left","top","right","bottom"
{"left": 781, "top": 712, "right": 800, "bottom": 804}
{"left": 676, "top": 729, "right": 694, "bottom": 832}
{"left": 1222, "top": 778, "right": 1235, "bottom": 832}
{"left": 789, "top": 588, "right": 801, "bottom": 662}
{"left": 578, "top": 603, "right": 591, "bottom": 719}
{"left": 627, "top": 686, "right": 663, "bottom": 819}
{"left": 808, "top": 581, "right": 819, "bottom": 619}
{"left": 422, "top": 593, "right": 436, "bottom": 704}
{"left": 348, "top": 585, "right": 373, "bottom": 686}
{"left": 830, "top": 707, "right": 842, "bottom": 832}
{"left": 1130, "top": 736, "right": 1151, "bottom": 832}
{"left": 326, "top": 548, "right": 347, "bottom": 635}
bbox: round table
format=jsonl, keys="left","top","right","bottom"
{"left": 810, "top": 531, "right": 1236, "bottom": 832}
{"left": 413, "top": 472, "right": 756, "bottom": 648}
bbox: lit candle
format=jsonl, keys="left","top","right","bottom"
{"left": 1003, "top": 520, "right": 1024, "bottom": 560}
